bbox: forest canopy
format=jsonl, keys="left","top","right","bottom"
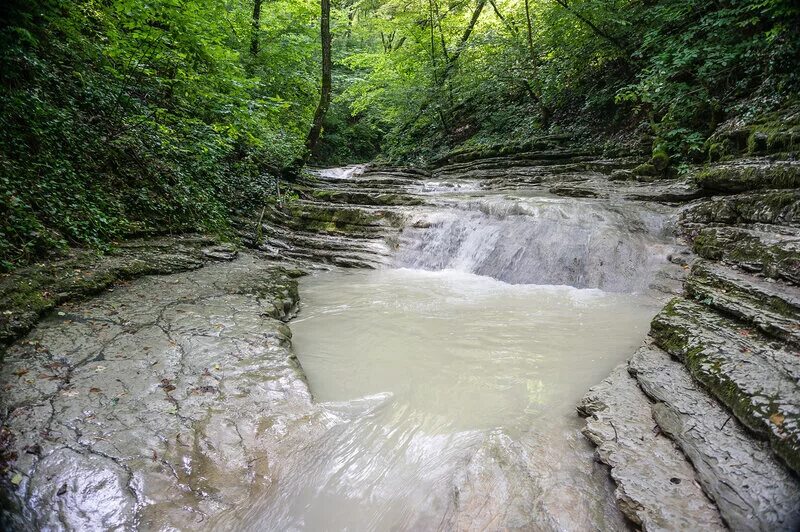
{"left": 1, "top": 0, "right": 798, "bottom": 269}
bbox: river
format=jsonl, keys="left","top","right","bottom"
{"left": 231, "top": 171, "right": 679, "bottom": 529}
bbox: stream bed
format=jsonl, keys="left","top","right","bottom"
{"left": 228, "top": 183, "right": 681, "bottom": 529}
{"left": 283, "top": 268, "right": 661, "bottom": 529}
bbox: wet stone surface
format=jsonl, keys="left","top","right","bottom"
{"left": 578, "top": 365, "right": 726, "bottom": 532}
{"left": 0, "top": 254, "right": 323, "bottom": 530}
{"left": 629, "top": 344, "right": 800, "bottom": 531}
{"left": 0, "top": 235, "right": 240, "bottom": 345}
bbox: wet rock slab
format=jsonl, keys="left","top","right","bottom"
{"left": 685, "top": 260, "right": 800, "bottom": 347}
{"left": 0, "top": 235, "right": 240, "bottom": 345}
{"left": 650, "top": 297, "right": 800, "bottom": 474}
{"left": 0, "top": 254, "right": 324, "bottom": 530}
{"left": 578, "top": 365, "right": 725, "bottom": 531}
{"left": 629, "top": 344, "right": 800, "bottom": 531}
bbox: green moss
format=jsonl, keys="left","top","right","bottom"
{"left": 767, "top": 131, "right": 797, "bottom": 153}
{"left": 3, "top": 285, "right": 50, "bottom": 314}
{"left": 691, "top": 229, "right": 724, "bottom": 260}
{"left": 747, "top": 131, "right": 769, "bottom": 154}
{"left": 695, "top": 164, "right": 800, "bottom": 192}
{"left": 1, "top": 235, "right": 231, "bottom": 345}
{"left": 632, "top": 163, "right": 658, "bottom": 177}
{"left": 650, "top": 149, "right": 670, "bottom": 172}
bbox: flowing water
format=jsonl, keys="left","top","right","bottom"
{"left": 234, "top": 176, "right": 679, "bottom": 529}
{"left": 397, "top": 193, "right": 675, "bottom": 292}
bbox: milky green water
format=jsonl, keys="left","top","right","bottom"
{"left": 249, "top": 267, "right": 661, "bottom": 530}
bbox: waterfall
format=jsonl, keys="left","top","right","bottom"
{"left": 315, "top": 164, "right": 367, "bottom": 179}
{"left": 396, "top": 194, "right": 676, "bottom": 292}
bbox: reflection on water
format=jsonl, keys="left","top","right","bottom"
{"left": 233, "top": 268, "right": 660, "bottom": 530}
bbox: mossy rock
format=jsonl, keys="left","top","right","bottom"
{"left": 650, "top": 150, "right": 670, "bottom": 172}
{"left": 707, "top": 140, "right": 734, "bottom": 162}
{"left": 705, "top": 105, "right": 800, "bottom": 160}
{"left": 609, "top": 169, "right": 635, "bottom": 181}
{"left": 748, "top": 131, "right": 769, "bottom": 155}
{"left": 691, "top": 226, "right": 800, "bottom": 283}
{"left": 310, "top": 189, "right": 423, "bottom": 207}
{"left": 680, "top": 190, "right": 800, "bottom": 227}
{"left": 650, "top": 297, "right": 800, "bottom": 475}
{"left": 694, "top": 163, "right": 800, "bottom": 192}
{"left": 0, "top": 235, "right": 236, "bottom": 345}
{"left": 632, "top": 163, "right": 658, "bottom": 177}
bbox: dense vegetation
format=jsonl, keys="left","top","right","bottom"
{"left": 0, "top": 0, "right": 320, "bottom": 269}
{"left": 329, "top": 0, "right": 799, "bottom": 162}
{"left": 1, "top": 0, "right": 798, "bottom": 269}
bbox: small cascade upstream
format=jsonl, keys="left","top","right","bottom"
{"left": 225, "top": 167, "right": 683, "bottom": 530}
{"left": 398, "top": 193, "right": 676, "bottom": 291}
{"left": 315, "top": 164, "right": 368, "bottom": 180}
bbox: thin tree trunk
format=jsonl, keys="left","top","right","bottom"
{"left": 489, "top": 0, "right": 518, "bottom": 37}
{"left": 551, "top": 0, "right": 628, "bottom": 54}
{"left": 304, "top": 0, "right": 332, "bottom": 157}
{"left": 523, "top": 0, "right": 550, "bottom": 128}
{"left": 524, "top": 0, "right": 535, "bottom": 66}
{"left": 428, "top": 0, "right": 438, "bottom": 82}
{"left": 447, "top": 0, "right": 486, "bottom": 68}
{"left": 250, "top": 0, "right": 263, "bottom": 56}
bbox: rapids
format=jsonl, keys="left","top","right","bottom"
{"left": 229, "top": 171, "right": 681, "bottom": 529}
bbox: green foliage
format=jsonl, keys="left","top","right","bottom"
{"left": 2, "top": 0, "right": 799, "bottom": 269}
{"left": 317, "top": 0, "right": 800, "bottom": 162}
{"left": 0, "top": 0, "right": 320, "bottom": 269}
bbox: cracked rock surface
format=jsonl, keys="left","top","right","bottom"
{"left": 578, "top": 365, "right": 726, "bottom": 532}
{"left": 629, "top": 343, "right": 800, "bottom": 531}
{"left": 581, "top": 151, "right": 800, "bottom": 531}
{"left": 0, "top": 253, "right": 324, "bottom": 530}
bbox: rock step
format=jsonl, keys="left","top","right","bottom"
{"left": 578, "top": 365, "right": 726, "bottom": 531}
{"left": 433, "top": 159, "right": 597, "bottom": 179}
{"left": 650, "top": 297, "right": 800, "bottom": 474}
{"left": 629, "top": 344, "right": 800, "bottom": 531}
{"left": 430, "top": 144, "right": 587, "bottom": 166}
{"left": 253, "top": 223, "right": 392, "bottom": 269}
{"left": 623, "top": 181, "right": 704, "bottom": 203}
{"left": 262, "top": 224, "right": 390, "bottom": 251}
{"left": 694, "top": 160, "right": 800, "bottom": 192}
{"left": 305, "top": 175, "right": 419, "bottom": 188}
{"left": 304, "top": 188, "right": 424, "bottom": 207}
{"left": 681, "top": 190, "right": 800, "bottom": 227}
{"left": 690, "top": 224, "right": 800, "bottom": 283}
{"left": 685, "top": 260, "right": 800, "bottom": 347}
{"left": 266, "top": 202, "right": 402, "bottom": 236}
{"left": 477, "top": 172, "right": 600, "bottom": 191}
{"left": 361, "top": 165, "right": 430, "bottom": 178}
{"left": 260, "top": 245, "right": 385, "bottom": 269}
{"left": 256, "top": 220, "right": 389, "bottom": 249}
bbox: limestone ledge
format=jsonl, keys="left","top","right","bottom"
{"left": 0, "top": 254, "right": 321, "bottom": 530}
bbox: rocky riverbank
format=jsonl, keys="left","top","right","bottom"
{"left": 579, "top": 156, "right": 800, "bottom": 531}
{"left": 0, "top": 250, "right": 327, "bottom": 529}
{"left": 1, "top": 131, "right": 798, "bottom": 529}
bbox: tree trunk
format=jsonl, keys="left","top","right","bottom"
{"left": 523, "top": 0, "right": 551, "bottom": 128}
{"left": 524, "top": 0, "right": 535, "bottom": 66}
{"left": 304, "top": 0, "right": 332, "bottom": 158}
{"left": 250, "top": 0, "right": 263, "bottom": 57}
{"left": 447, "top": 0, "right": 486, "bottom": 68}
{"left": 489, "top": 0, "right": 518, "bottom": 37}
{"left": 551, "top": 0, "right": 628, "bottom": 54}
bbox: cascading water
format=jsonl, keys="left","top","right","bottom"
{"left": 316, "top": 164, "right": 368, "bottom": 180}
{"left": 397, "top": 193, "right": 676, "bottom": 291}
{"left": 224, "top": 170, "right": 681, "bottom": 530}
